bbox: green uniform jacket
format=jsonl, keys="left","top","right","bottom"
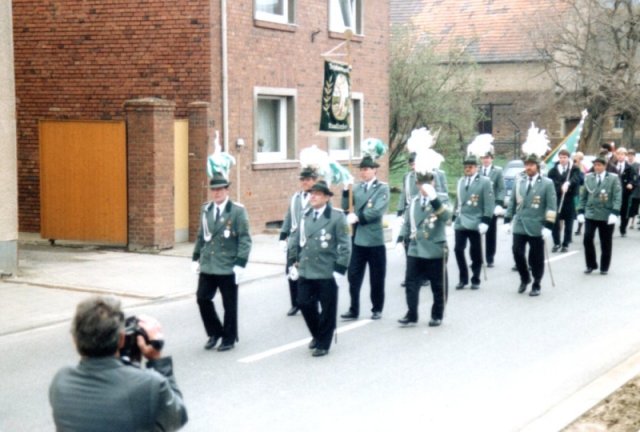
{"left": 400, "top": 196, "right": 450, "bottom": 259}
{"left": 288, "top": 205, "right": 352, "bottom": 279}
{"left": 481, "top": 165, "right": 505, "bottom": 206}
{"left": 454, "top": 175, "right": 495, "bottom": 231}
{"left": 279, "top": 191, "right": 309, "bottom": 253}
{"left": 342, "top": 179, "right": 390, "bottom": 247}
{"left": 578, "top": 172, "right": 622, "bottom": 220}
{"left": 505, "top": 175, "right": 557, "bottom": 236}
{"left": 192, "top": 200, "right": 252, "bottom": 275}
{"left": 397, "top": 171, "right": 419, "bottom": 215}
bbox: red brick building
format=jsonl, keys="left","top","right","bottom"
{"left": 12, "top": 0, "right": 389, "bottom": 246}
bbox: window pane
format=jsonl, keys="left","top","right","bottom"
{"left": 257, "top": 0, "right": 284, "bottom": 15}
{"left": 257, "top": 99, "right": 281, "bottom": 153}
{"left": 329, "top": 136, "right": 348, "bottom": 151}
{"left": 330, "top": 0, "right": 356, "bottom": 32}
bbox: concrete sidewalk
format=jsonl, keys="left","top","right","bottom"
{"left": 0, "top": 234, "right": 286, "bottom": 336}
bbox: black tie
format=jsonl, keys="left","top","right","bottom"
{"left": 215, "top": 207, "right": 220, "bottom": 222}
{"left": 483, "top": 168, "right": 488, "bottom": 176}
{"left": 465, "top": 177, "right": 470, "bottom": 190}
{"left": 527, "top": 177, "right": 533, "bottom": 194}
{"left": 364, "top": 183, "right": 368, "bottom": 193}
{"left": 303, "top": 192, "right": 308, "bottom": 200}
{"left": 421, "top": 197, "right": 427, "bottom": 209}
{"left": 597, "top": 175, "right": 602, "bottom": 187}
{"left": 313, "top": 211, "right": 319, "bottom": 221}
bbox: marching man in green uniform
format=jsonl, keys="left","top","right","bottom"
{"left": 577, "top": 155, "right": 622, "bottom": 275}
{"left": 479, "top": 139, "right": 506, "bottom": 268}
{"left": 288, "top": 181, "right": 351, "bottom": 357}
{"left": 192, "top": 167, "right": 252, "bottom": 352}
{"left": 341, "top": 139, "right": 389, "bottom": 321}
{"left": 503, "top": 124, "right": 556, "bottom": 296}
{"left": 453, "top": 135, "right": 495, "bottom": 290}
{"left": 279, "top": 157, "right": 319, "bottom": 316}
{"left": 397, "top": 145, "right": 450, "bottom": 327}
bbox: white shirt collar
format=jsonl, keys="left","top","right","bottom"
{"left": 312, "top": 205, "right": 326, "bottom": 217}
{"left": 215, "top": 198, "right": 229, "bottom": 212}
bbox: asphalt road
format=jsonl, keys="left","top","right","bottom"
{"left": 3, "top": 227, "right": 640, "bottom": 431}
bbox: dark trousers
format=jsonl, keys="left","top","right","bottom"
{"left": 620, "top": 193, "right": 631, "bottom": 235}
{"left": 552, "top": 206, "right": 575, "bottom": 248}
{"left": 584, "top": 219, "right": 614, "bottom": 272}
{"left": 454, "top": 229, "right": 482, "bottom": 285}
{"left": 484, "top": 215, "right": 498, "bottom": 264}
{"left": 405, "top": 256, "right": 448, "bottom": 321}
{"left": 347, "top": 243, "right": 386, "bottom": 315}
{"left": 197, "top": 273, "right": 238, "bottom": 344}
{"left": 297, "top": 277, "right": 338, "bottom": 350}
{"left": 512, "top": 233, "right": 544, "bottom": 287}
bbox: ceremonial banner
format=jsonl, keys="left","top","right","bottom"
{"left": 545, "top": 110, "right": 588, "bottom": 169}
{"left": 319, "top": 60, "right": 351, "bottom": 137}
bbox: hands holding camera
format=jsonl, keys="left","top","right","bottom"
{"left": 135, "top": 315, "right": 164, "bottom": 361}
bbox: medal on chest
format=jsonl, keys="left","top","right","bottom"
{"left": 224, "top": 221, "right": 232, "bottom": 238}
{"left": 319, "top": 228, "right": 330, "bottom": 248}
{"left": 532, "top": 195, "right": 541, "bottom": 209}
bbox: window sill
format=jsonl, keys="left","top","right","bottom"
{"left": 328, "top": 31, "right": 364, "bottom": 42}
{"left": 254, "top": 19, "right": 297, "bottom": 33}
{"left": 252, "top": 160, "right": 300, "bottom": 170}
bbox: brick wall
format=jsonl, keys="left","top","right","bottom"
{"left": 12, "top": 0, "right": 212, "bottom": 232}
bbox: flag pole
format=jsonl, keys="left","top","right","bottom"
{"left": 346, "top": 29, "right": 354, "bottom": 213}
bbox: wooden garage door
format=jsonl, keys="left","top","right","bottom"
{"left": 40, "top": 120, "right": 127, "bottom": 244}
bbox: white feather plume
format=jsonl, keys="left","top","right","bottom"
{"left": 414, "top": 148, "right": 444, "bottom": 176}
{"left": 299, "top": 145, "right": 330, "bottom": 177}
{"left": 522, "top": 123, "right": 550, "bottom": 158}
{"left": 467, "top": 134, "right": 494, "bottom": 158}
{"left": 407, "top": 127, "right": 435, "bottom": 154}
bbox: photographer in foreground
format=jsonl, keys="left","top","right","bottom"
{"left": 49, "top": 296, "right": 188, "bottom": 432}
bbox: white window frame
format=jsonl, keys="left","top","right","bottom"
{"left": 254, "top": 87, "right": 296, "bottom": 163}
{"left": 329, "top": 92, "right": 363, "bottom": 160}
{"left": 255, "top": 0, "right": 294, "bottom": 25}
{"left": 328, "top": 0, "right": 363, "bottom": 35}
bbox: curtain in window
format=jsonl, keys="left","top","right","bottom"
{"left": 257, "top": 0, "right": 284, "bottom": 15}
{"left": 257, "top": 99, "right": 280, "bottom": 153}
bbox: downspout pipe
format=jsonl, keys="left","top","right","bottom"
{"left": 221, "top": 0, "right": 229, "bottom": 153}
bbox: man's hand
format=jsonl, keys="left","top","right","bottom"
{"left": 233, "top": 265, "right": 245, "bottom": 279}
{"left": 577, "top": 214, "right": 585, "bottom": 224}
{"left": 136, "top": 315, "right": 164, "bottom": 361}
{"left": 343, "top": 177, "right": 354, "bottom": 191}
{"left": 346, "top": 213, "right": 359, "bottom": 225}
{"left": 478, "top": 223, "right": 489, "bottom": 235}
{"left": 627, "top": 184, "right": 633, "bottom": 190}
{"left": 503, "top": 223, "right": 512, "bottom": 234}
{"left": 421, "top": 183, "right": 437, "bottom": 200}
{"left": 493, "top": 205, "right": 505, "bottom": 217}
{"left": 191, "top": 261, "right": 200, "bottom": 274}
{"left": 608, "top": 214, "right": 618, "bottom": 225}
{"left": 541, "top": 227, "right": 552, "bottom": 241}
{"left": 561, "top": 182, "right": 569, "bottom": 193}
{"left": 288, "top": 265, "right": 299, "bottom": 281}
{"left": 279, "top": 240, "right": 288, "bottom": 253}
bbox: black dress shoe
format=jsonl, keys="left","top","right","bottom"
{"left": 312, "top": 348, "right": 329, "bottom": 357}
{"left": 511, "top": 266, "right": 518, "bottom": 272}
{"left": 308, "top": 339, "right": 317, "bottom": 350}
{"left": 217, "top": 342, "right": 235, "bottom": 352}
{"left": 340, "top": 310, "right": 358, "bottom": 320}
{"left": 398, "top": 315, "right": 417, "bottom": 326}
{"left": 584, "top": 268, "right": 596, "bottom": 274}
{"left": 455, "top": 282, "right": 467, "bottom": 290}
{"left": 529, "top": 289, "right": 540, "bottom": 297}
{"left": 286, "top": 306, "right": 300, "bottom": 316}
{"left": 487, "top": 262, "right": 494, "bottom": 268}
{"left": 204, "top": 336, "right": 220, "bottom": 350}
{"left": 400, "top": 281, "right": 406, "bottom": 287}
{"left": 561, "top": 246, "right": 568, "bottom": 253}
{"left": 371, "top": 311, "right": 382, "bottom": 320}
{"left": 600, "top": 270, "right": 608, "bottom": 275}
{"left": 551, "top": 245, "right": 560, "bottom": 253}
{"left": 428, "top": 319, "right": 442, "bottom": 327}
{"left": 518, "top": 282, "right": 529, "bottom": 294}
{"left": 470, "top": 283, "right": 480, "bottom": 290}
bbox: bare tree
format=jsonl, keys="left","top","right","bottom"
{"left": 532, "top": 0, "right": 640, "bottom": 152}
{"left": 389, "top": 25, "right": 482, "bottom": 169}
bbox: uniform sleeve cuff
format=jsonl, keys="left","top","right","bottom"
{"left": 334, "top": 264, "right": 347, "bottom": 275}
{"left": 279, "top": 232, "right": 288, "bottom": 241}
{"left": 481, "top": 216, "right": 492, "bottom": 225}
{"left": 234, "top": 258, "right": 248, "bottom": 268}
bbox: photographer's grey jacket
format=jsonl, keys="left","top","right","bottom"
{"left": 192, "top": 200, "right": 252, "bottom": 274}
{"left": 50, "top": 356, "right": 187, "bottom": 432}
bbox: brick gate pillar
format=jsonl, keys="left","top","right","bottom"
{"left": 188, "top": 102, "right": 213, "bottom": 242}
{"left": 124, "top": 98, "right": 176, "bottom": 251}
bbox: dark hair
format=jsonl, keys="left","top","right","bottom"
{"left": 601, "top": 142, "right": 612, "bottom": 151}
{"left": 558, "top": 149, "right": 570, "bottom": 157}
{"left": 72, "top": 296, "right": 124, "bottom": 357}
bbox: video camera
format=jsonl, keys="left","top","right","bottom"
{"left": 120, "top": 316, "right": 164, "bottom": 367}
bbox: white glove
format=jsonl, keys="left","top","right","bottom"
{"left": 343, "top": 177, "right": 354, "bottom": 191}
{"left": 493, "top": 205, "right": 505, "bottom": 217}
{"left": 608, "top": 214, "right": 618, "bottom": 225}
{"left": 541, "top": 227, "right": 552, "bottom": 240}
{"left": 421, "top": 184, "right": 437, "bottom": 200}
{"left": 478, "top": 223, "right": 489, "bottom": 235}
{"left": 346, "top": 213, "right": 359, "bottom": 225}
{"left": 503, "top": 223, "right": 512, "bottom": 234}
{"left": 233, "top": 265, "right": 244, "bottom": 278}
{"left": 288, "top": 265, "right": 299, "bottom": 281}
{"left": 333, "top": 271, "right": 345, "bottom": 279}
{"left": 577, "top": 214, "right": 585, "bottom": 224}
{"left": 191, "top": 261, "right": 200, "bottom": 274}
{"left": 561, "top": 182, "right": 569, "bottom": 193}
{"left": 279, "top": 240, "right": 288, "bottom": 253}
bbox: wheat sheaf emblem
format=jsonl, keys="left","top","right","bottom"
{"left": 322, "top": 75, "right": 334, "bottom": 114}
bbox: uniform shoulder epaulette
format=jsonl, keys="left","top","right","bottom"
{"left": 202, "top": 201, "right": 213, "bottom": 211}
{"left": 332, "top": 207, "right": 344, "bottom": 213}
{"left": 232, "top": 201, "right": 245, "bottom": 208}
